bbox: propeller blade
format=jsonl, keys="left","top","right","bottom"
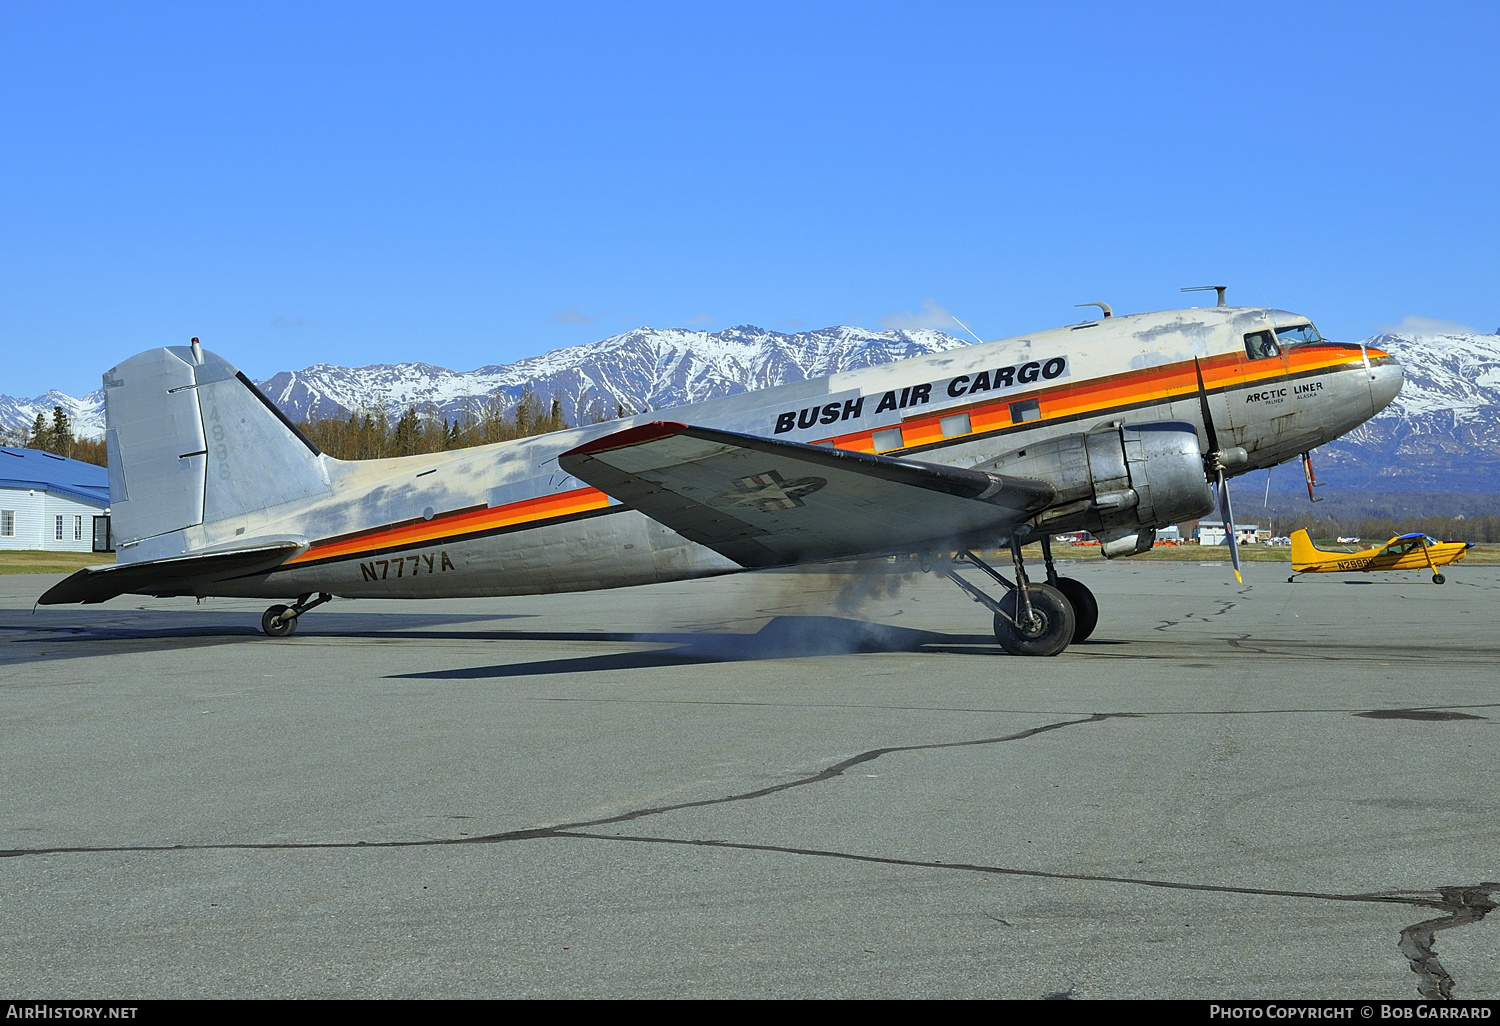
{"left": 1198, "top": 356, "right": 1242, "bottom": 582}
{"left": 1193, "top": 357, "right": 1220, "bottom": 455}
{"left": 1219, "top": 471, "right": 1243, "bottom": 584}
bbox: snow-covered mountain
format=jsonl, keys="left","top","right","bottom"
{"left": 0, "top": 389, "right": 106, "bottom": 443}
{"left": 5, "top": 324, "right": 1498, "bottom": 492}
{"left": 1316, "top": 331, "right": 1500, "bottom": 492}
{"left": 255, "top": 324, "right": 971, "bottom": 424}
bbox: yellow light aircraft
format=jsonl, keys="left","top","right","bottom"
{"left": 1288, "top": 528, "right": 1471, "bottom": 584}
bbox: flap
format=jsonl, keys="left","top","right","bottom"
{"left": 38, "top": 540, "right": 307, "bottom": 605}
{"left": 559, "top": 422, "right": 1054, "bottom": 567}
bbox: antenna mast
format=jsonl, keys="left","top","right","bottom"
{"left": 950, "top": 316, "right": 986, "bottom": 345}
{"left": 1182, "top": 285, "right": 1228, "bottom": 307}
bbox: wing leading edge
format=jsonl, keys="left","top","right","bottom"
{"left": 559, "top": 422, "right": 1054, "bottom": 567}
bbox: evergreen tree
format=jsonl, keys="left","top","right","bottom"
{"left": 514, "top": 385, "right": 538, "bottom": 436}
{"left": 49, "top": 406, "right": 73, "bottom": 457}
{"left": 28, "top": 412, "right": 50, "bottom": 452}
{"left": 392, "top": 406, "right": 422, "bottom": 456}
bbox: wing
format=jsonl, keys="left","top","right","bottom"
{"left": 38, "top": 539, "right": 307, "bottom": 605}
{"left": 558, "top": 422, "right": 1054, "bottom": 567}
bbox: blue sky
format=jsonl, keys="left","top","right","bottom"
{"left": 2, "top": 1, "right": 1495, "bottom": 397}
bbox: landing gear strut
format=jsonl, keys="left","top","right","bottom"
{"left": 261, "top": 592, "right": 331, "bottom": 637}
{"left": 1040, "top": 535, "right": 1099, "bottom": 643}
{"left": 940, "top": 539, "right": 1076, "bottom": 656}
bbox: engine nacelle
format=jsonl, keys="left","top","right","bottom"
{"left": 978, "top": 422, "right": 1215, "bottom": 554}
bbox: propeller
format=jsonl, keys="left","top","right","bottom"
{"left": 1194, "top": 358, "right": 1243, "bottom": 583}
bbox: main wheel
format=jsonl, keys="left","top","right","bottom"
{"left": 994, "top": 583, "right": 1075, "bottom": 656}
{"left": 1433, "top": 573, "right": 1446, "bottom": 585}
{"left": 261, "top": 604, "right": 298, "bottom": 637}
{"left": 1053, "top": 577, "right": 1099, "bottom": 643}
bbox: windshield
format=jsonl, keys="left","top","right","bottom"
{"left": 1275, "top": 323, "right": 1323, "bottom": 347}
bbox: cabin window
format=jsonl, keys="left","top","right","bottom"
{"left": 0, "top": 510, "right": 12, "bottom": 537}
{"left": 1274, "top": 323, "right": 1322, "bottom": 347}
{"left": 55, "top": 515, "right": 64, "bottom": 540}
{"left": 1010, "top": 398, "right": 1041, "bottom": 424}
{"left": 940, "top": 413, "right": 972, "bottom": 438}
{"left": 1243, "top": 331, "right": 1280, "bottom": 360}
{"left": 872, "top": 427, "right": 904, "bottom": 452}
{"left": 74, "top": 515, "right": 83, "bottom": 541}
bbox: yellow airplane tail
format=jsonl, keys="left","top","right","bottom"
{"left": 1289, "top": 528, "right": 1323, "bottom": 572}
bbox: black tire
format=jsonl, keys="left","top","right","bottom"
{"left": 994, "top": 583, "right": 1075, "bottom": 656}
{"left": 1053, "top": 577, "right": 1099, "bottom": 643}
{"left": 262, "top": 605, "right": 298, "bottom": 637}
{"left": 1433, "top": 573, "right": 1446, "bottom": 585}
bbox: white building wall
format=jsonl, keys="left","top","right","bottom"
{"left": 0, "top": 487, "right": 106, "bottom": 551}
{"left": 44, "top": 493, "right": 104, "bottom": 552}
{"left": 0, "top": 487, "right": 45, "bottom": 551}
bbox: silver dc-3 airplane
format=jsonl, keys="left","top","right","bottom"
{"left": 41, "top": 291, "right": 1403, "bottom": 656}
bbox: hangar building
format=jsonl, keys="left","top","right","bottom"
{"left": 0, "top": 448, "right": 111, "bottom": 552}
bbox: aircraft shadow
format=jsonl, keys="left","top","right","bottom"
{"left": 4, "top": 608, "right": 1122, "bottom": 671}
{"left": 0, "top": 611, "right": 530, "bottom": 666}
{"left": 395, "top": 616, "right": 1006, "bottom": 680}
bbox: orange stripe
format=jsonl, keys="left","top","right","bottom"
{"left": 820, "top": 347, "right": 1368, "bottom": 453}
{"left": 287, "top": 486, "right": 612, "bottom": 564}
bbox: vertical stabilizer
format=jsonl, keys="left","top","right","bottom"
{"left": 1289, "top": 528, "right": 1320, "bottom": 570}
{"left": 189, "top": 348, "right": 330, "bottom": 522}
{"left": 103, "top": 344, "right": 333, "bottom": 557}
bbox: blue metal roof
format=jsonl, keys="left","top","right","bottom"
{"left": 0, "top": 447, "right": 110, "bottom": 508}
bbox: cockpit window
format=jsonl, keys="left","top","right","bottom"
{"left": 1243, "top": 330, "right": 1279, "bottom": 360}
{"left": 1275, "top": 323, "right": 1323, "bottom": 346}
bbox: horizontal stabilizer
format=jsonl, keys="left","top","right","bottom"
{"left": 38, "top": 540, "right": 307, "bottom": 605}
{"left": 559, "top": 422, "right": 1053, "bottom": 567}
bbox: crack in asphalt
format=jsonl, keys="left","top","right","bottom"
{"left": 536, "top": 835, "right": 1495, "bottom": 998}
{"left": 2, "top": 709, "right": 1493, "bottom": 997}
{"left": 1153, "top": 600, "right": 1240, "bottom": 632}
{"left": 0, "top": 714, "right": 1112, "bottom": 859}
{"left": 1397, "top": 886, "right": 1498, "bottom": 1000}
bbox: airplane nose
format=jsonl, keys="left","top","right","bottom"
{"left": 1368, "top": 353, "right": 1403, "bottom": 415}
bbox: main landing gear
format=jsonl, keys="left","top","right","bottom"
{"left": 261, "top": 592, "right": 332, "bottom": 637}
{"left": 935, "top": 535, "right": 1097, "bottom": 656}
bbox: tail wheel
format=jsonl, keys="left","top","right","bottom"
{"left": 1433, "top": 573, "right": 1446, "bottom": 585}
{"left": 1052, "top": 577, "right": 1099, "bottom": 643}
{"left": 261, "top": 605, "right": 298, "bottom": 638}
{"left": 994, "top": 584, "right": 1075, "bottom": 657}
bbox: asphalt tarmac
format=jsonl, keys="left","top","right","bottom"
{"left": 1, "top": 559, "right": 1496, "bottom": 999}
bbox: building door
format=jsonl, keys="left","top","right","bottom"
{"left": 92, "top": 516, "right": 112, "bottom": 553}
